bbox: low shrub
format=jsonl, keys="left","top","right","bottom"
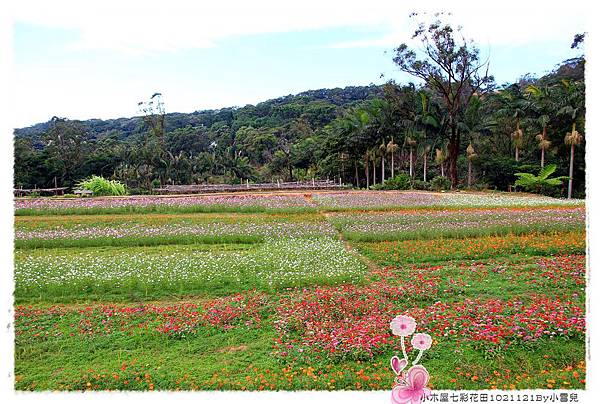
{"left": 380, "top": 174, "right": 411, "bottom": 190}
{"left": 411, "top": 180, "right": 430, "bottom": 190}
{"left": 473, "top": 182, "right": 490, "bottom": 191}
{"left": 77, "top": 176, "right": 127, "bottom": 196}
{"left": 430, "top": 176, "right": 451, "bottom": 191}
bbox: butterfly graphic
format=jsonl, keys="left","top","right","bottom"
{"left": 390, "top": 365, "right": 431, "bottom": 404}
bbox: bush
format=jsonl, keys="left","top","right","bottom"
{"left": 430, "top": 176, "right": 451, "bottom": 191}
{"left": 473, "top": 182, "right": 490, "bottom": 191}
{"left": 516, "top": 164, "right": 541, "bottom": 175}
{"left": 77, "top": 176, "right": 127, "bottom": 196}
{"left": 380, "top": 174, "right": 411, "bottom": 190}
{"left": 479, "top": 157, "right": 519, "bottom": 191}
{"left": 151, "top": 179, "right": 161, "bottom": 189}
{"left": 514, "top": 164, "right": 568, "bottom": 197}
{"left": 411, "top": 180, "right": 430, "bottom": 190}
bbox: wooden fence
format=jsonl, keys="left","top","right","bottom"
{"left": 14, "top": 187, "right": 68, "bottom": 197}
{"left": 153, "top": 179, "right": 347, "bottom": 194}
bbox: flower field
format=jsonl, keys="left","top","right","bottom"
{"left": 13, "top": 190, "right": 586, "bottom": 391}
{"left": 313, "top": 191, "right": 584, "bottom": 210}
{"left": 15, "top": 193, "right": 317, "bottom": 215}
{"left": 15, "top": 238, "right": 365, "bottom": 301}
{"left": 15, "top": 212, "right": 337, "bottom": 248}
{"left": 330, "top": 206, "right": 585, "bottom": 241}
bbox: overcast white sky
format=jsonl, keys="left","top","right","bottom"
{"left": 9, "top": 0, "right": 589, "bottom": 128}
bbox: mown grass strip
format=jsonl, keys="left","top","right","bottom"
{"left": 317, "top": 202, "right": 584, "bottom": 213}
{"left": 15, "top": 212, "right": 327, "bottom": 230}
{"left": 342, "top": 223, "right": 584, "bottom": 242}
{"left": 15, "top": 234, "right": 267, "bottom": 249}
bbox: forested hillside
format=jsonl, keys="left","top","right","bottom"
{"left": 14, "top": 85, "right": 383, "bottom": 142}
{"left": 14, "top": 21, "right": 585, "bottom": 198}
{"left": 14, "top": 85, "right": 384, "bottom": 191}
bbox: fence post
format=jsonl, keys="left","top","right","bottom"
{"left": 312, "top": 178, "right": 315, "bottom": 187}
{"left": 339, "top": 177, "right": 342, "bottom": 186}
{"left": 277, "top": 179, "right": 280, "bottom": 188}
{"left": 246, "top": 179, "right": 249, "bottom": 189}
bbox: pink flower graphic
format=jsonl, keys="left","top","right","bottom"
{"left": 411, "top": 333, "right": 432, "bottom": 351}
{"left": 390, "top": 315, "right": 433, "bottom": 403}
{"left": 390, "top": 315, "right": 417, "bottom": 337}
{"left": 391, "top": 365, "right": 431, "bottom": 404}
{"left": 390, "top": 356, "right": 408, "bottom": 375}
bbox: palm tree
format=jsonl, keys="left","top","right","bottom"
{"left": 378, "top": 140, "right": 387, "bottom": 184}
{"left": 364, "top": 150, "right": 370, "bottom": 189}
{"left": 367, "top": 148, "right": 379, "bottom": 187}
{"left": 461, "top": 94, "right": 495, "bottom": 184}
{"left": 331, "top": 107, "right": 371, "bottom": 187}
{"left": 535, "top": 118, "right": 552, "bottom": 168}
{"left": 511, "top": 126, "right": 524, "bottom": 162}
{"left": 339, "top": 152, "right": 349, "bottom": 184}
{"left": 418, "top": 143, "right": 431, "bottom": 182}
{"left": 387, "top": 138, "right": 399, "bottom": 178}
{"left": 564, "top": 126, "right": 583, "bottom": 199}
{"left": 466, "top": 143, "right": 477, "bottom": 188}
{"left": 406, "top": 136, "right": 417, "bottom": 178}
{"left": 557, "top": 79, "right": 585, "bottom": 199}
{"left": 498, "top": 85, "right": 530, "bottom": 162}
{"left": 526, "top": 85, "right": 553, "bottom": 168}
{"left": 435, "top": 147, "right": 447, "bottom": 177}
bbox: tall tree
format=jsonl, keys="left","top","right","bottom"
{"left": 387, "top": 138, "right": 399, "bottom": 178}
{"left": 368, "top": 148, "right": 379, "bottom": 186}
{"left": 466, "top": 142, "right": 477, "bottom": 188}
{"left": 557, "top": 79, "right": 585, "bottom": 199}
{"left": 379, "top": 140, "right": 387, "bottom": 184}
{"left": 564, "top": 127, "right": 583, "bottom": 199}
{"left": 137, "top": 93, "right": 168, "bottom": 188}
{"left": 138, "top": 93, "right": 166, "bottom": 148}
{"left": 43, "top": 117, "right": 88, "bottom": 187}
{"left": 435, "top": 147, "right": 447, "bottom": 177}
{"left": 419, "top": 143, "right": 431, "bottom": 182}
{"left": 497, "top": 85, "right": 530, "bottom": 162}
{"left": 535, "top": 119, "right": 552, "bottom": 168}
{"left": 405, "top": 135, "right": 417, "bottom": 178}
{"left": 526, "top": 84, "right": 553, "bottom": 167}
{"left": 392, "top": 13, "right": 494, "bottom": 187}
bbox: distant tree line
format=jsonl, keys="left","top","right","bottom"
{"left": 14, "top": 17, "right": 585, "bottom": 197}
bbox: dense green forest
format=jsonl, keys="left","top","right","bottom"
{"left": 14, "top": 19, "right": 586, "bottom": 197}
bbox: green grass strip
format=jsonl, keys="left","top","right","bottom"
{"left": 342, "top": 223, "right": 584, "bottom": 242}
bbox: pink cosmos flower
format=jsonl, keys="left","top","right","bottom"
{"left": 411, "top": 333, "right": 432, "bottom": 351}
{"left": 390, "top": 315, "right": 417, "bottom": 337}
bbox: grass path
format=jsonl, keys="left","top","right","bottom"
{"left": 316, "top": 203, "right": 382, "bottom": 273}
